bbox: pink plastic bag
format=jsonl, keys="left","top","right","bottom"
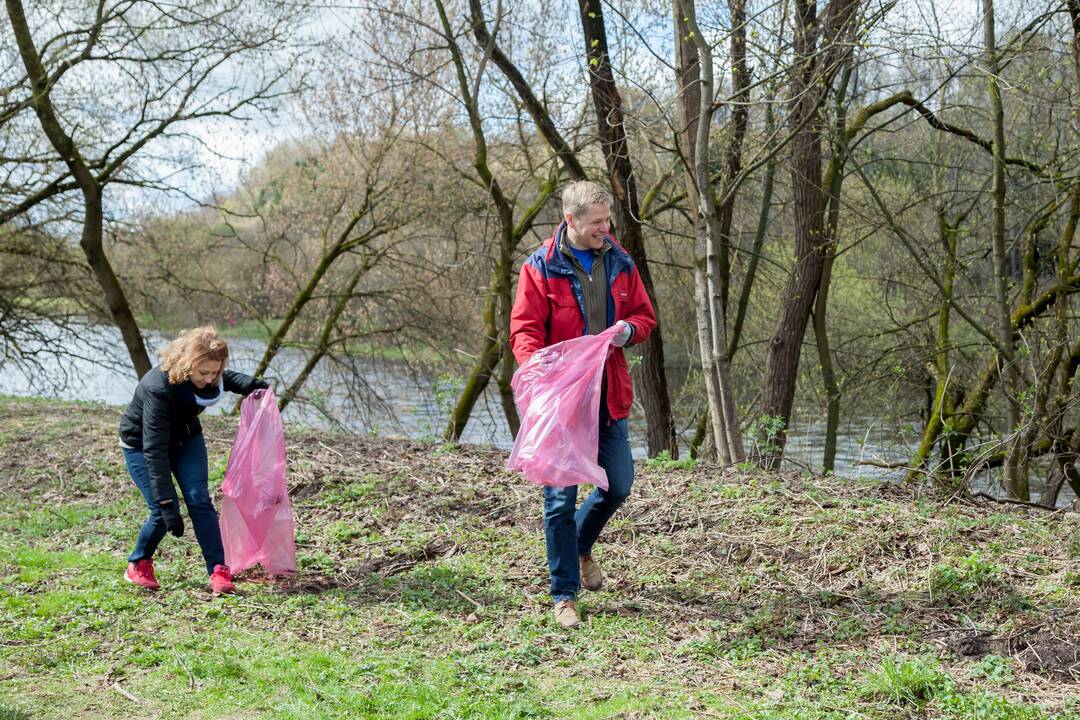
{"left": 219, "top": 388, "right": 297, "bottom": 575}
{"left": 507, "top": 325, "right": 619, "bottom": 489}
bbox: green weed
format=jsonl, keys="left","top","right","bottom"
{"left": 861, "top": 655, "right": 951, "bottom": 706}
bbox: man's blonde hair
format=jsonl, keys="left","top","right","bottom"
{"left": 159, "top": 325, "right": 229, "bottom": 385}
{"left": 562, "top": 180, "right": 612, "bottom": 219}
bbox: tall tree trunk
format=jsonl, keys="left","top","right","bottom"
{"left": 675, "top": 5, "right": 714, "bottom": 461}
{"left": 757, "top": 0, "right": 861, "bottom": 468}
{"left": 814, "top": 166, "right": 843, "bottom": 477}
{"left": 6, "top": 0, "right": 151, "bottom": 377}
{"left": 716, "top": 0, "right": 750, "bottom": 323}
{"left": 677, "top": 0, "right": 744, "bottom": 463}
{"left": 1042, "top": 188, "right": 1080, "bottom": 505}
{"left": 498, "top": 332, "right": 519, "bottom": 439}
{"left": 693, "top": 78, "right": 779, "bottom": 459}
{"left": 436, "top": 0, "right": 540, "bottom": 442}
{"left": 814, "top": 63, "right": 853, "bottom": 474}
{"left": 729, "top": 87, "right": 779, "bottom": 360}
{"left": 1050, "top": 1, "right": 1080, "bottom": 506}
{"left": 907, "top": 211, "right": 960, "bottom": 481}
{"left": 983, "top": 0, "right": 1025, "bottom": 499}
{"left": 813, "top": 254, "right": 840, "bottom": 474}
{"left": 81, "top": 186, "right": 151, "bottom": 377}
{"left": 579, "top": 0, "right": 676, "bottom": 457}
{"left": 447, "top": 182, "right": 554, "bottom": 441}
{"left": 759, "top": 0, "right": 828, "bottom": 467}
{"left": 445, "top": 272, "right": 504, "bottom": 441}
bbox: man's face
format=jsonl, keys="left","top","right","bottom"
{"left": 566, "top": 204, "right": 610, "bottom": 250}
{"left": 191, "top": 358, "right": 224, "bottom": 389}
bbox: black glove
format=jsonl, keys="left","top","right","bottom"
{"left": 159, "top": 500, "right": 185, "bottom": 537}
{"left": 248, "top": 378, "right": 270, "bottom": 395}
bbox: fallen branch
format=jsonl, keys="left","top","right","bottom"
{"left": 110, "top": 682, "right": 143, "bottom": 704}
{"left": 970, "top": 491, "right": 1057, "bottom": 512}
{"left": 854, "top": 459, "right": 909, "bottom": 470}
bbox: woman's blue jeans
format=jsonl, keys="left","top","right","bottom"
{"left": 542, "top": 403, "right": 634, "bottom": 602}
{"left": 124, "top": 434, "right": 224, "bottom": 575}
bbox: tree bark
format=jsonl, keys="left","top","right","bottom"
{"left": 579, "top": 0, "right": 676, "bottom": 457}
{"left": 906, "top": 211, "right": 961, "bottom": 481}
{"left": 813, "top": 64, "right": 852, "bottom": 475}
{"left": 436, "top": 0, "right": 541, "bottom": 442}
{"left": 715, "top": 0, "right": 749, "bottom": 323}
{"left": 757, "top": 0, "right": 862, "bottom": 467}
{"left": 6, "top": 0, "right": 151, "bottom": 378}
{"left": 983, "top": 0, "right": 1025, "bottom": 499}
{"left": 677, "top": 0, "right": 744, "bottom": 463}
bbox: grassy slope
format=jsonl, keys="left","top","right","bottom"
{"left": 1, "top": 395, "right": 1078, "bottom": 719}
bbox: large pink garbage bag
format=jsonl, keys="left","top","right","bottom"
{"left": 219, "top": 388, "right": 297, "bottom": 575}
{"left": 507, "top": 325, "right": 619, "bottom": 490}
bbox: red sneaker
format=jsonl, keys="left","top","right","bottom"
{"left": 124, "top": 559, "right": 160, "bottom": 590}
{"left": 209, "top": 565, "right": 236, "bottom": 595}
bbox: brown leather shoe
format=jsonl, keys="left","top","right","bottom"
{"left": 554, "top": 599, "right": 580, "bottom": 628}
{"left": 579, "top": 555, "right": 603, "bottom": 591}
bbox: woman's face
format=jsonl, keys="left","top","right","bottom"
{"left": 190, "top": 358, "right": 224, "bottom": 388}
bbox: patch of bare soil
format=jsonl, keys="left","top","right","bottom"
{"left": 950, "top": 626, "right": 1080, "bottom": 682}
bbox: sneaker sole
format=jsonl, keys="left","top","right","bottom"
{"left": 124, "top": 573, "right": 159, "bottom": 591}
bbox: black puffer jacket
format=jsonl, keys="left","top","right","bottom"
{"left": 119, "top": 367, "right": 262, "bottom": 506}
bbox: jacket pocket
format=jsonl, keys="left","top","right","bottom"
{"left": 613, "top": 288, "right": 630, "bottom": 320}
{"left": 547, "top": 293, "right": 582, "bottom": 341}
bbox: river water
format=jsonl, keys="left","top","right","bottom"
{"left": 1, "top": 321, "right": 1071, "bottom": 505}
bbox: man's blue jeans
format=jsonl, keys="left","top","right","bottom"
{"left": 124, "top": 434, "right": 225, "bottom": 575}
{"left": 543, "top": 403, "right": 634, "bottom": 602}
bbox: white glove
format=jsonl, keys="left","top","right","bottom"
{"left": 611, "top": 320, "right": 633, "bottom": 347}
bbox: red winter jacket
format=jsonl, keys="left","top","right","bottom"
{"left": 509, "top": 223, "right": 656, "bottom": 420}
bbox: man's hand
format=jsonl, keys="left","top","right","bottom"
{"left": 611, "top": 320, "right": 634, "bottom": 347}
{"left": 159, "top": 500, "right": 185, "bottom": 537}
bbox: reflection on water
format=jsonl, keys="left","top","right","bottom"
{"left": 1, "top": 321, "right": 1073, "bottom": 506}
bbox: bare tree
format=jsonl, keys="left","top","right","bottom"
{"left": 756, "top": 0, "right": 863, "bottom": 467}
{"left": 432, "top": 0, "right": 560, "bottom": 441}
{"left": 982, "top": 0, "right": 1025, "bottom": 498}
{"left": 579, "top": 0, "right": 677, "bottom": 457}
{"left": 676, "top": 0, "right": 744, "bottom": 463}
{"left": 1, "top": 0, "right": 300, "bottom": 376}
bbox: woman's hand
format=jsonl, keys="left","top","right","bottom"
{"left": 159, "top": 500, "right": 185, "bottom": 537}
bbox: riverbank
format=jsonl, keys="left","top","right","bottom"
{"left": 0, "top": 319, "right": 946, "bottom": 477}
{"left": 1, "top": 395, "right": 1078, "bottom": 718}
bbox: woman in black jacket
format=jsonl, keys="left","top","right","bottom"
{"left": 119, "top": 326, "right": 268, "bottom": 594}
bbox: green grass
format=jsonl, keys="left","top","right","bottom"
{"left": 861, "top": 655, "right": 951, "bottom": 707}
{"left": 1, "top": 395, "right": 1078, "bottom": 718}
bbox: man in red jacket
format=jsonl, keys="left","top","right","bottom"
{"left": 510, "top": 181, "right": 657, "bottom": 629}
